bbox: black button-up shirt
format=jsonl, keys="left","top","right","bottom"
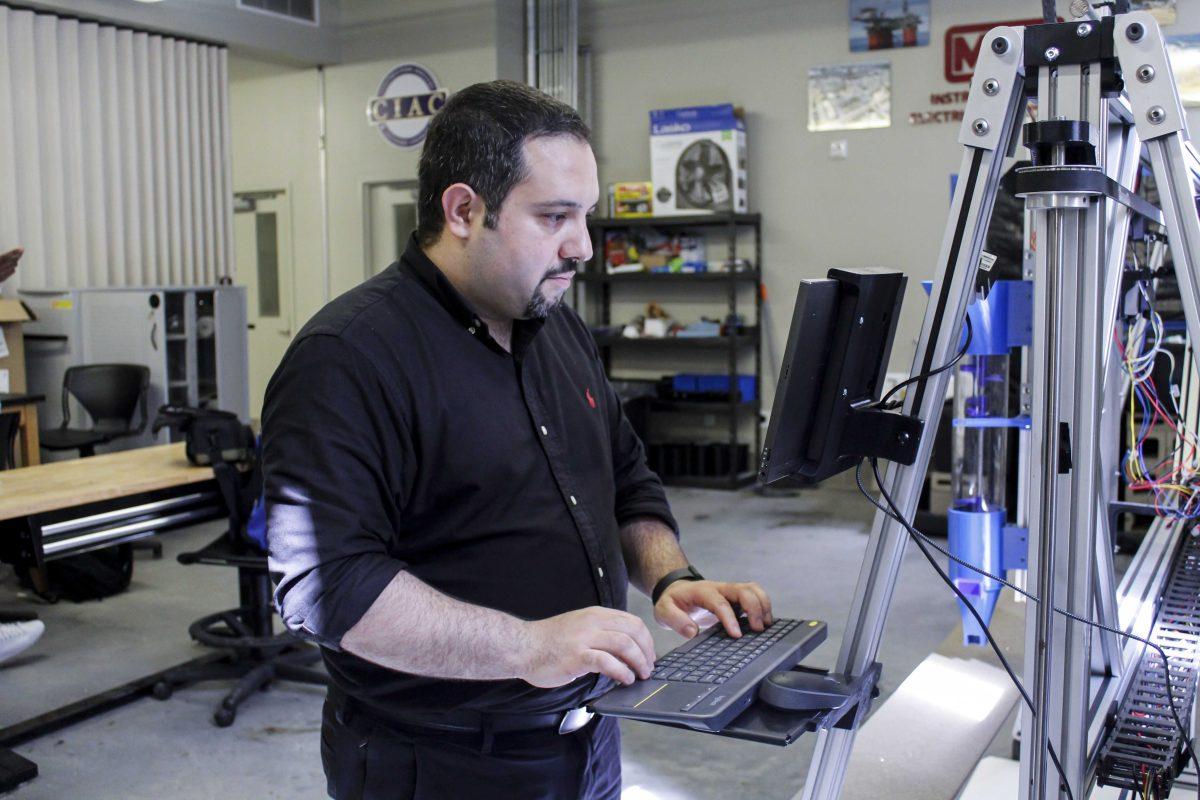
{"left": 263, "top": 237, "right": 678, "bottom": 716}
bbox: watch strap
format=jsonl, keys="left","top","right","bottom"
{"left": 651, "top": 565, "right": 704, "bottom": 605}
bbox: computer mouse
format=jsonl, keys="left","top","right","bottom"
{"left": 757, "top": 670, "right": 854, "bottom": 711}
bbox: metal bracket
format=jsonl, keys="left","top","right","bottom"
{"left": 1112, "top": 11, "right": 1189, "bottom": 141}
{"left": 840, "top": 408, "right": 924, "bottom": 466}
{"left": 959, "top": 26, "right": 1025, "bottom": 151}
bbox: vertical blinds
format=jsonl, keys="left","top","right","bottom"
{"left": 0, "top": 6, "right": 232, "bottom": 290}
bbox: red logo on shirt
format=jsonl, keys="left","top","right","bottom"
{"left": 586, "top": 388, "right": 596, "bottom": 408}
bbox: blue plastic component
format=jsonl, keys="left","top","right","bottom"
{"left": 964, "top": 280, "right": 1033, "bottom": 356}
{"left": 672, "top": 374, "right": 756, "bottom": 401}
{"left": 948, "top": 507, "right": 1005, "bottom": 647}
{"left": 951, "top": 415, "right": 1032, "bottom": 429}
{"left": 1001, "top": 525, "right": 1028, "bottom": 571}
{"left": 920, "top": 279, "right": 1032, "bottom": 353}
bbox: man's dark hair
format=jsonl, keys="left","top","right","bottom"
{"left": 417, "top": 80, "right": 591, "bottom": 246}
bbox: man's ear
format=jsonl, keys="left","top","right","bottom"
{"left": 441, "top": 183, "right": 480, "bottom": 240}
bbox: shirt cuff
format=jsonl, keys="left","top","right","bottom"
{"left": 277, "top": 554, "right": 407, "bottom": 652}
{"left": 616, "top": 505, "right": 680, "bottom": 538}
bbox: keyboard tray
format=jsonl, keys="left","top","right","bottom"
{"left": 646, "top": 662, "right": 882, "bottom": 747}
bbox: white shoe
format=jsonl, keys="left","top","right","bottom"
{"left": 0, "top": 620, "right": 44, "bottom": 665}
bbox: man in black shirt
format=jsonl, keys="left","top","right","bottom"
{"left": 263, "top": 80, "right": 774, "bottom": 800}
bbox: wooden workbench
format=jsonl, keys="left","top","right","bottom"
{"left": 0, "top": 442, "right": 229, "bottom": 793}
{"left": 0, "top": 443, "right": 213, "bottom": 522}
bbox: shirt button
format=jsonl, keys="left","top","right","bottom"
{"left": 468, "top": 326, "right": 476, "bottom": 335}
{"left": 598, "top": 566, "right": 605, "bottom": 578}
{"left": 569, "top": 495, "right": 577, "bottom": 506}
{"left": 540, "top": 425, "right": 548, "bottom": 436}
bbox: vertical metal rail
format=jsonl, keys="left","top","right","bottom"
{"left": 1019, "top": 51, "right": 1108, "bottom": 797}
{"left": 1093, "top": 101, "right": 1142, "bottom": 680}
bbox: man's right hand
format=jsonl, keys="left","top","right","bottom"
{"left": 518, "top": 607, "right": 656, "bottom": 688}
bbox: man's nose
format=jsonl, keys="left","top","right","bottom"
{"left": 561, "top": 219, "right": 592, "bottom": 264}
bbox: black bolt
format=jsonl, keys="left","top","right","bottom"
{"left": 1127, "top": 22, "right": 1144, "bottom": 42}
{"left": 897, "top": 432, "right": 911, "bottom": 445}
{"left": 992, "top": 37, "right": 1009, "bottom": 54}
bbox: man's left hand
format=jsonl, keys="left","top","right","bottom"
{"left": 653, "top": 579, "right": 773, "bottom": 639}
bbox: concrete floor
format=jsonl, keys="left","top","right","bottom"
{"left": 0, "top": 479, "right": 966, "bottom": 800}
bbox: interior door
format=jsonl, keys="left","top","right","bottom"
{"left": 365, "top": 181, "right": 419, "bottom": 278}
{"left": 235, "top": 190, "right": 293, "bottom": 422}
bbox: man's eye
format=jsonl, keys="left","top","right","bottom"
{"left": 545, "top": 214, "right": 567, "bottom": 224}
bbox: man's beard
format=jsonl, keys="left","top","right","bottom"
{"left": 522, "top": 259, "right": 578, "bottom": 319}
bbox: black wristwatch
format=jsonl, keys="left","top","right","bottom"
{"left": 652, "top": 565, "right": 705, "bottom": 605}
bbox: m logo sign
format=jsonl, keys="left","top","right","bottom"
{"left": 944, "top": 18, "right": 1048, "bottom": 83}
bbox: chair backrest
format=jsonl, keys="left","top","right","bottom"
{"left": 0, "top": 411, "right": 19, "bottom": 470}
{"left": 62, "top": 364, "right": 150, "bottom": 435}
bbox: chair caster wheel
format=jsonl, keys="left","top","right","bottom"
{"left": 152, "top": 682, "right": 173, "bottom": 700}
{"left": 214, "top": 707, "right": 236, "bottom": 727}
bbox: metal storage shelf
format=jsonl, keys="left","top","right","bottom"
{"left": 591, "top": 333, "right": 757, "bottom": 349}
{"left": 575, "top": 215, "right": 763, "bottom": 490}
{"left": 586, "top": 212, "right": 761, "bottom": 228}
{"left": 576, "top": 271, "right": 759, "bottom": 284}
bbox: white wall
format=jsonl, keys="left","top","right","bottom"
{"left": 228, "top": 57, "right": 325, "bottom": 323}
{"left": 229, "top": 3, "right": 502, "bottom": 327}
{"left": 584, "top": 0, "right": 1200, "bottom": 399}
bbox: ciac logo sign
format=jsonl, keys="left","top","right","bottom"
{"left": 944, "top": 18, "right": 1047, "bottom": 83}
{"left": 367, "top": 63, "right": 447, "bottom": 148}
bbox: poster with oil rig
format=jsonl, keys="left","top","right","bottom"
{"left": 850, "top": 0, "right": 930, "bottom": 52}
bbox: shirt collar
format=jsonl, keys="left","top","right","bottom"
{"left": 398, "top": 234, "right": 549, "bottom": 356}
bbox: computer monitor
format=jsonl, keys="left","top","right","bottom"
{"left": 759, "top": 267, "right": 909, "bottom": 486}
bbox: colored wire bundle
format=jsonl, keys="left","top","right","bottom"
{"left": 1118, "top": 295, "right": 1200, "bottom": 519}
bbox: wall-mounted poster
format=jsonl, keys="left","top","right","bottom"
{"left": 1132, "top": 0, "right": 1177, "bottom": 26}
{"left": 1166, "top": 34, "right": 1200, "bottom": 107}
{"left": 808, "top": 62, "right": 892, "bottom": 132}
{"left": 850, "top": 0, "right": 931, "bottom": 52}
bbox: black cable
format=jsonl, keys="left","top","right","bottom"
{"left": 862, "top": 458, "right": 1077, "bottom": 800}
{"left": 876, "top": 315, "right": 974, "bottom": 411}
{"left": 857, "top": 459, "right": 1200, "bottom": 796}
{"left": 1043, "top": 0, "right": 1058, "bottom": 24}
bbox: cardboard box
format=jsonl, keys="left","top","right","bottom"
{"left": 650, "top": 104, "right": 747, "bottom": 215}
{"left": 0, "top": 298, "right": 32, "bottom": 393}
{"left": 612, "top": 181, "right": 653, "bottom": 217}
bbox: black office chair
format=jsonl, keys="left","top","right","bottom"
{"left": 39, "top": 364, "right": 150, "bottom": 458}
{"left": 0, "top": 411, "right": 20, "bottom": 470}
{"left": 151, "top": 436, "right": 327, "bottom": 727}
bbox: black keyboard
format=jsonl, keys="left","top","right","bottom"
{"left": 591, "top": 615, "right": 827, "bottom": 731}
{"left": 650, "top": 618, "right": 804, "bottom": 685}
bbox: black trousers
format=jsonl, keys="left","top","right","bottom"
{"left": 321, "top": 696, "right": 622, "bottom": 800}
